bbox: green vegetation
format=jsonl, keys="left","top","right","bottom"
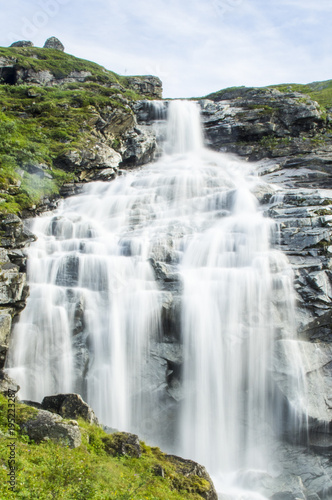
{"left": 267, "top": 80, "right": 332, "bottom": 110}
{"left": 205, "top": 79, "right": 332, "bottom": 112}
{"left": 0, "top": 47, "right": 136, "bottom": 88}
{"left": 0, "top": 47, "right": 151, "bottom": 215}
{"left": 0, "top": 394, "right": 210, "bottom": 499}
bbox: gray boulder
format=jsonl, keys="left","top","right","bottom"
{"left": 165, "top": 454, "right": 218, "bottom": 500}
{"left": 54, "top": 144, "right": 122, "bottom": 181}
{"left": 102, "top": 431, "right": 142, "bottom": 458}
{"left": 21, "top": 409, "right": 81, "bottom": 448}
{"left": 41, "top": 393, "right": 98, "bottom": 424}
{"left": 122, "top": 125, "right": 157, "bottom": 167}
{"left": 10, "top": 41, "right": 34, "bottom": 48}
{"left": 43, "top": 37, "right": 64, "bottom": 51}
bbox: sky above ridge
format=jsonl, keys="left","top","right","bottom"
{"left": 1, "top": 0, "right": 332, "bottom": 98}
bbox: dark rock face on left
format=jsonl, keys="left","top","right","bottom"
{"left": 10, "top": 41, "right": 34, "bottom": 48}
{"left": 0, "top": 215, "right": 35, "bottom": 368}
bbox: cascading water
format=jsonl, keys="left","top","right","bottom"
{"left": 6, "top": 100, "right": 307, "bottom": 497}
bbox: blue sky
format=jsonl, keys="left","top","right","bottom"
{"left": 1, "top": 0, "right": 332, "bottom": 98}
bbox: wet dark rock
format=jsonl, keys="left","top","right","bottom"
{"left": 55, "top": 255, "right": 79, "bottom": 287}
{"left": 43, "top": 37, "right": 65, "bottom": 51}
{"left": 133, "top": 100, "right": 167, "bottom": 122}
{"left": 21, "top": 400, "right": 43, "bottom": 409}
{"left": 121, "top": 125, "right": 157, "bottom": 167}
{"left": 41, "top": 393, "right": 98, "bottom": 424}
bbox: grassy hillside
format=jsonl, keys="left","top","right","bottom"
{"left": 205, "top": 79, "right": 332, "bottom": 111}
{"left": 0, "top": 47, "right": 138, "bottom": 88}
{"left": 269, "top": 80, "right": 332, "bottom": 110}
{"left": 0, "top": 47, "right": 146, "bottom": 215}
{"left": 0, "top": 394, "right": 211, "bottom": 500}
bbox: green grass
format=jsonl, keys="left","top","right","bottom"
{"left": 0, "top": 80, "right": 137, "bottom": 214}
{"left": 0, "top": 47, "right": 142, "bottom": 90}
{"left": 0, "top": 394, "right": 210, "bottom": 499}
{"left": 204, "top": 79, "right": 332, "bottom": 111}
{"left": 0, "top": 46, "right": 153, "bottom": 215}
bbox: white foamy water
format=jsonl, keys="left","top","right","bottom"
{"left": 6, "top": 100, "right": 307, "bottom": 498}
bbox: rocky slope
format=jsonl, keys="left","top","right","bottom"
{"left": 0, "top": 382, "right": 217, "bottom": 499}
{"left": 0, "top": 42, "right": 163, "bottom": 373}
{"left": 0, "top": 43, "right": 162, "bottom": 216}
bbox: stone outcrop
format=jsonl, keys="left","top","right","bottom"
{"left": 41, "top": 393, "right": 98, "bottom": 424}
{"left": 0, "top": 47, "right": 162, "bottom": 100}
{"left": 21, "top": 409, "right": 81, "bottom": 448}
{"left": 199, "top": 88, "right": 326, "bottom": 162}
{"left": 165, "top": 455, "right": 218, "bottom": 500}
{"left": 127, "top": 76, "right": 163, "bottom": 99}
{"left": 102, "top": 431, "right": 142, "bottom": 458}
{"left": 43, "top": 37, "right": 64, "bottom": 51}
{"left": 10, "top": 41, "right": 34, "bottom": 48}
{"left": 54, "top": 144, "right": 122, "bottom": 181}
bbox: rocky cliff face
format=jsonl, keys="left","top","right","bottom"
{"left": 1, "top": 47, "right": 332, "bottom": 498}
{"left": 0, "top": 215, "right": 36, "bottom": 368}
{"left": 0, "top": 46, "right": 163, "bottom": 366}
{"left": 200, "top": 90, "right": 332, "bottom": 497}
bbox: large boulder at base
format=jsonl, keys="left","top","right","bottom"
{"left": 10, "top": 41, "right": 34, "bottom": 48}
{"left": 0, "top": 370, "right": 20, "bottom": 395}
{"left": 21, "top": 409, "right": 81, "bottom": 448}
{"left": 165, "top": 455, "right": 218, "bottom": 500}
{"left": 41, "top": 393, "right": 98, "bottom": 424}
{"left": 43, "top": 37, "right": 64, "bottom": 51}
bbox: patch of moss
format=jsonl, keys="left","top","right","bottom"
{"left": 0, "top": 80, "right": 134, "bottom": 214}
{"left": 0, "top": 394, "right": 211, "bottom": 499}
{"left": 0, "top": 46, "right": 153, "bottom": 215}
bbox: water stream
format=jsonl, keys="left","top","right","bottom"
{"left": 6, "top": 100, "right": 307, "bottom": 498}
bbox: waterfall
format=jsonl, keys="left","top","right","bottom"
{"left": 6, "top": 100, "right": 307, "bottom": 497}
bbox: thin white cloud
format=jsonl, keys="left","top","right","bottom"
{"left": 1, "top": 0, "right": 332, "bottom": 97}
